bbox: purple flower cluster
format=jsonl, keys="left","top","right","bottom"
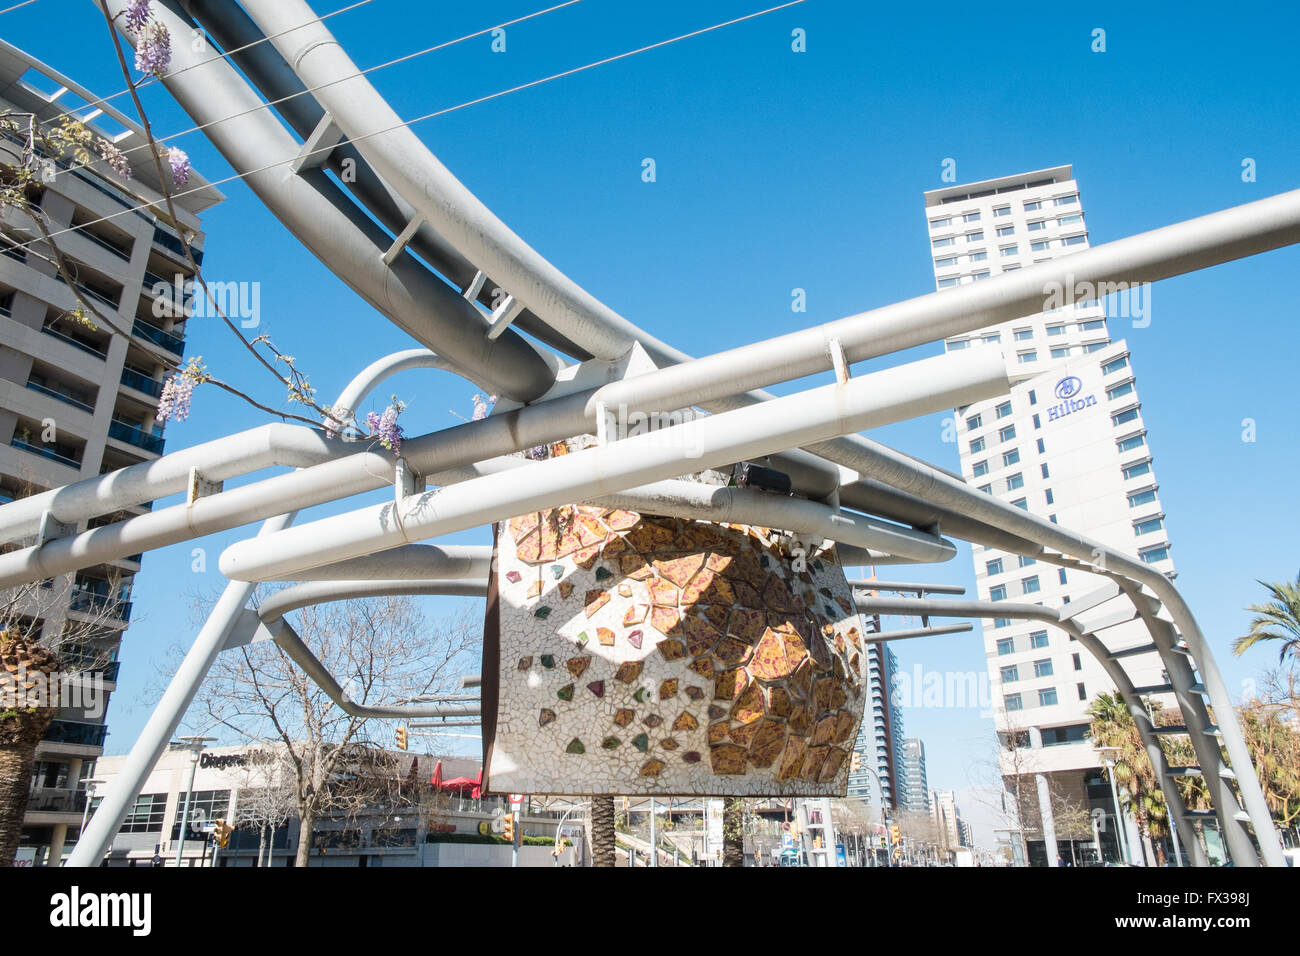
{"left": 524, "top": 444, "right": 549, "bottom": 461}
{"left": 124, "top": 0, "right": 151, "bottom": 32}
{"left": 97, "top": 139, "right": 132, "bottom": 180}
{"left": 471, "top": 393, "right": 498, "bottom": 421}
{"left": 366, "top": 401, "right": 405, "bottom": 453}
{"left": 134, "top": 21, "right": 171, "bottom": 77}
{"left": 168, "top": 146, "right": 190, "bottom": 188}
{"left": 156, "top": 373, "right": 194, "bottom": 424}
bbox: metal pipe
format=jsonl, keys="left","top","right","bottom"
{"left": 218, "top": 349, "right": 1009, "bottom": 580}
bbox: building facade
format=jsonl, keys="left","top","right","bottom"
{"left": 1, "top": 42, "right": 221, "bottom": 866}
{"left": 923, "top": 166, "right": 1174, "bottom": 865}
{"left": 902, "top": 738, "right": 930, "bottom": 813}
{"left": 847, "top": 636, "right": 906, "bottom": 812}
{"left": 930, "top": 788, "right": 967, "bottom": 852}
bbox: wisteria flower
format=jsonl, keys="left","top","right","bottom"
{"left": 365, "top": 398, "right": 405, "bottom": 453}
{"left": 471, "top": 393, "right": 498, "bottom": 421}
{"left": 156, "top": 373, "right": 193, "bottom": 424}
{"left": 124, "top": 0, "right": 152, "bottom": 32}
{"left": 167, "top": 146, "right": 190, "bottom": 188}
{"left": 96, "top": 138, "right": 131, "bottom": 180}
{"left": 135, "top": 21, "right": 171, "bottom": 77}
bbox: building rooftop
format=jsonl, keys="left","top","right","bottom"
{"left": 923, "top": 165, "right": 1074, "bottom": 208}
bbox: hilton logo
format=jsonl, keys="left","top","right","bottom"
{"left": 1047, "top": 375, "right": 1097, "bottom": 422}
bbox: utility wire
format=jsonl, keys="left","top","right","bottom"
{"left": 10, "top": 0, "right": 807, "bottom": 254}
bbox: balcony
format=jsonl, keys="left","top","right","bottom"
{"left": 40, "top": 322, "right": 108, "bottom": 360}
{"left": 45, "top": 719, "right": 108, "bottom": 748}
{"left": 131, "top": 318, "right": 185, "bottom": 358}
{"left": 26, "top": 380, "right": 94, "bottom": 414}
{"left": 75, "top": 226, "right": 132, "bottom": 262}
{"left": 63, "top": 656, "right": 121, "bottom": 683}
{"left": 10, "top": 437, "right": 80, "bottom": 469}
{"left": 68, "top": 588, "right": 132, "bottom": 622}
{"left": 54, "top": 273, "right": 121, "bottom": 311}
{"left": 120, "top": 367, "right": 163, "bottom": 398}
{"left": 108, "top": 418, "right": 165, "bottom": 455}
{"left": 27, "top": 786, "right": 88, "bottom": 814}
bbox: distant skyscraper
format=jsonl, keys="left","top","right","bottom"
{"left": 902, "top": 738, "right": 930, "bottom": 813}
{"left": 930, "top": 789, "right": 967, "bottom": 850}
{"left": 922, "top": 165, "right": 1174, "bottom": 865}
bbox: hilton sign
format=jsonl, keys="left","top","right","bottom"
{"left": 1045, "top": 375, "right": 1097, "bottom": 423}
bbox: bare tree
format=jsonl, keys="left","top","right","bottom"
{"left": 230, "top": 746, "right": 296, "bottom": 867}
{"left": 181, "top": 594, "right": 476, "bottom": 866}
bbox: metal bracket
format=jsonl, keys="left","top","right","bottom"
{"left": 485, "top": 294, "right": 525, "bottom": 341}
{"left": 37, "top": 511, "right": 75, "bottom": 546}
{"left": 462, "top": 270, "right": 488, "bottom": 302}
{"left": 187, "top": 467, "right": 223, "bottom": 507}
{"left": 395, "top": 458, "right": 422, "bottom": 502}
{"left": 828, "top": 336, "right": 850, "bottom": 384}
{"left": 290, "top": 111, "right": 344, "bottom": 174}
{"left": 381, "top": 213, "right": 427, "bottom": 266}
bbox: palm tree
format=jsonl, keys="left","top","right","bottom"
{"left": 0, "top": 630, "right": 61, "bottom": 866}
{"left": 722, "top": 797, "right": 745, "bottom": 867}
{"left": 1086, "top": 692, "right": 1169, "bottom": 840}
{"left": 1232, "top": 573, "right": 1300, "bottom": 665}
{"left": 591, "top": 795, "right": 615, "bottom": 867}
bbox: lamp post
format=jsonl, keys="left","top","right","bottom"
{"left": 77, "top": 778, "right": 105, "bottom": 856}
{"left": 173, "top": 736, "right": 215, "bottom": 866}
{"left": 1097, "top": 747, "right": 1132, "bottom": 865}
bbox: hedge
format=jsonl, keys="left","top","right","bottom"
{"left": 425, "top": 831, "right": 571, "bottom": 848}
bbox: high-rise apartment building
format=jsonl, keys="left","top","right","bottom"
{"left": 847, "top": 636, "right": 906, "bottom": 811}
{"left": 923, "top": 166, "right": 1173, "bottom": 866}
{"left": 930, "top": 788, "right": 967, "bottom": 851}
{"left": 1, "top": 42, "right": 221, "bottom": 866}
{"left": 902, "top": 738, "right": 929, "bottom": 813}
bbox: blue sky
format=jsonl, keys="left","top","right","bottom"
{"left": 6, "top": 0, "right": 1298, "bottom": 845}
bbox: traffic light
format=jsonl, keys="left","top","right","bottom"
{"left": 879, "top": 835, "right": 887, "bottom": 849}
{"left": 502, "top": 812, "right": 515, "bottom": 843}
{"left": 213, "top": 818, "right": 233, "bottom": 849}
{"left": 889, "top": 824, "right": 901, "bottom": 845}
{"left": 850, "top": 752, "right": 862, "bottom": 772}
{"left": 394, "top": 726, "right": 408, "bottom": 750}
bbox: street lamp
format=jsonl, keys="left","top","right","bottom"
{"left": 1096, "top": 746, "right": 1132, "bottom": 865}
{"left": 77, "top": 778, "right": 104, "bottom": 849}
{"left": 173, "top": 736, "right": 215, "bottom": 866}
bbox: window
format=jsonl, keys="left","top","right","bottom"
{"left": 1024, "top": 200, "right": 1042, "bottom": 211}
{"left": 1000, "top": 665, "right": 1019, "bottom": 683}
{"left": 1044, "top": 488, "right": 1054, "bottom": 505}
{"left": 966, "top": 230, "right": 984, "bottom": 242}
{"left": 1048, "top": 347, "right": 1070, "bottom": 359}
{"left": 938, "top": 277, "right": 959, "bottom": 289}
{"left": 1139, "top": 545, "right": 1171, "bottom": 564}
{"left": 990, "top": 584, "right": 1007, "bottom": 602}
{"left": 121, "top": 793, "right": 168, "bottom": 833}
{"left": 1072, "top": 653, "right": 1082, "bottom": 671}
{"left": 1055, "top": 194, "right": 1078, "bottom": 206}
{"left": 978, "top": 483, "right": 992, "bottom": 495}
{"left": 993, "top": 205, "right": 1011, "bottom": 217}
{"left": 1028, "top": 389, "right": 1037, "bottom": 405}
{"left": 1034, "top": 659, "right": 1054, "bottom": 678}
{"left": 972, "top": 270, "right": 991, "bottom": 281}
{"left": 997, "top": 224, "right": 1016, "bottom": 237}
{"left": 1006, "top": 472, "right": 1024, "bottom": 491}
{"left": 1029, "top": 630, "right": 1049, "bottom": 649}
{"left": 1040, "top": 463, "right": 1050, "bottom": 479}
{"left": 1079, "top": 318, "right": 1106, "bottom": 331}
{"left": 1057, "top": 214, "right": 1083, "bottom": 226}
{"left": 1038, "top": 687, "right": 1059, "bottom": 707}
{"left": 1017, "top": 350, "right": 1037, "bottom": 364}
{"left": 1005, "top": 693, "right": 1023, "bottom": 711}
{"left": 994, "top": 618, "right": 1011, "bottom": 629}
{"left": 983, "top": 333, "right": 1001, "bottom": 344}
{"left": 995, "top": 401, "right": 1012, "bottom": 419}
{"left": 1032, "top": 413, "right": 1041, "bottom": 429}
{"left": 932, "top": 236, "right": 955, "bottom": 248}
{"left": 972, "top": 460, "right": 989, "bottom": 478}
{"left": 998, "top": 424, "right": 1016, "bottom": 442}
{"left": 1122, "top": 459, "right": 1152, "bottom": 480}
{"left": 1077, "top": 683, "right": 1087, "bottom": 701}
{"left": 986, "top": 558, "right": 1004, "bottom": 576}
{"left": 1106, "top": 380, "right": 1135, "bottom": 401}
{"left": 1022, "top": 575, "right": 1040, "bottom": 594}
{"left": 172, "top": 790, "right": 231, "bottom": 838}
{"left": 970, "top": 250, "right": 988, "bottom": 262}
{"left": 1012, "top": 497, "right": 1028, "bottom": 510}
{"left": 1031, "top": 239, "right": 1051, "bottom": 251}
{"left": 1046, "top": 324, "right": 1066, "bottom": 336}
{"left": 1117, "top": 433, "right": 1146, "bottom": 453}
{"left": 966, "top": 413, "right": 983, "bottom": 430}
{"left": 1003, "top": 449, "right": 1020, "bottom": 467}
{"left": 1112, "top": 407, "right": 1140, "bottom": 427}
{"left": 963, "top": 211, "right": 981, "bottom": 223}
{"left": 1062, "top": 234, "right": 1087, "bottom": 247}
{"left": 1101, "top": 355, "right": 1129, "bottom": 375}
{"left": 1134, "top": 515, "right": 1165, "bottom": 536}
{"left": 1003, "top": 264, "right": 1021, "bottom": 271}
{"left": 1059, "top": 568, "right": 1068, "bottom": 585}
{"left": 1027, "top": 219, "right": 1047, "bottom": 231}
{"left": 929, "top": 217, "right": 952, "bottom": 229}
{"left": 970, "top": 436, "right": 986, "bottom": 454}
{"left": 1019, "top": 556, "right": 1037, "bottom": 568}
{"left": 1128, "top": 488, "right": 1158, "bottom": 508}
{"left": 1036, "top": 438, "right": 1045, "bottom": 453}
{"left": 1049, "top": 514, "right": 1058, "bottom": 523}
{"left": 996, "top": 638, "right": 1014, "bottom": 656}
{"left": 935, "top": 255, "right": 959, "bottom": 269}
{"left": 1084, "top": 341, "right": 1109, "bottom": 353}
{"left": 1013, "top": 328, "right": 1034, "bottom": 341}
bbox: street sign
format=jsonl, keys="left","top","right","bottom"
{"left": 509, "top": 793, "right": 524, "bottom": 807}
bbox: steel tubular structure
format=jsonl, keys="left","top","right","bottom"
{"left": 36, "top": 0, "right": 1295, "bottom": 864}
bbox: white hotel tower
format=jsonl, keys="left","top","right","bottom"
{"left": 923, "top": 166, "right": 1175, "bottom": 866}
